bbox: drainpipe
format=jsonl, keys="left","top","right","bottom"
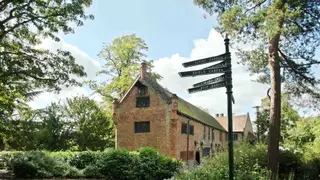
{"left": 187, "top": 119, "right": 190, "bottom": 165}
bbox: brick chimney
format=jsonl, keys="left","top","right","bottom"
{"left": 141, "top": 62, "right": 147, "bottom": 79}
{"left": 216, "top": 114, "right": 219, "bottom": 117}
{"left": 112, "top": 99, "right": 119, "bottom": 113}
{"left": 220, "top": 113, "right": 224, "bottom": 117}
{"left": 171, "top": 94, "right": 178, "bottom": 111}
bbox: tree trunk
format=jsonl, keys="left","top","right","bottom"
{"left": 267, "top": 34, "right": 281, "bottom": 179}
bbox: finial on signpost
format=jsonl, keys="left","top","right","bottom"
{"left": 224, "top": 34, "right": 230, "bottom": 53}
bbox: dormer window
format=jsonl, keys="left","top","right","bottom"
{"left": 138, "top": 86, "right": 147, "bottom": 96}
{"left": 136, "top": 85, "right": 149, "bottom": 108}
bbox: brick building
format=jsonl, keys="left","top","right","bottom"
{"left": 216, "top": 113, "right": 256, "bottom": 142}
{"left": 112, "top": 63, "right": 228, "bottom": 162}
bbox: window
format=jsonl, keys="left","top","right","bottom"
{"left": 134, "top": 121, "right": 150, "bottom": 133}
{"left": 182, "top": 123, "right": 194, "bottom": 135}
{"left": 136, "top": 96, "right": 150, "bottom": 108}
{"left": 202, "top": 147, "right": 210, "bottom": 157}
{"left": 208, "top": 127, "right": 210, "bottom": 140}
{"left": 181, "top": 123, "right": 187, "bottom": 134}
{"left": 203, "top": 126, "right": 206, "bottom": 139}
{"left": 225, "top": 133, "right": 228, "bottom": 141}
{"left": 220, "top": 131, "right": 223, "bottom": 141}
{"left": 139, "top": 87, "right": 147, "bottom": 95}
{"left": 189, "top": 125, "right": 194, "bottom": 135}
{"left": 233, "top": 133, "right": 238, "bottom": 141}
{"left": 212, "top": 129, "right": 215, "bottom": 141}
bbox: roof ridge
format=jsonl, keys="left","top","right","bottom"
{"left": 178, "top": 98, "right": 215, "bottom": 118}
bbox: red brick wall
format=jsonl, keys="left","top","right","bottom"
{"left": 176, "top": 115, "right": 226, "bottom": 160}
{"left": 113, "top": 80, "right": 227, "bottom": 160}
{"left": 113, "top": 83, "right": 172, "bottom": 157}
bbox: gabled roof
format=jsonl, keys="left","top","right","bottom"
{"left": 119, "top": 73, "right": 225, "bottom": 132}
{"left": 215, "top": 114, "right": 249, "bottom": 132}
{"left": 178, "top": 98, "right": 226, "bottom": 131}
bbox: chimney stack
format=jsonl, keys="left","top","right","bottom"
{"left": 171, "top": 94, "right": 178, "bottom": 111}
{"left": 220, "top": 113, "right": 224, "bottom": 117}
{"left": 141, "top": 62, "right": 147, "bottom": 79}
{"left": 112, "top": 99, "right": 119, "bottom": 113}
{"left": 216, "top": 114, "right": 219, "bottom": 117}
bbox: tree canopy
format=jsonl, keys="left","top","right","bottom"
{"left": 0, "top": 0, "right": 94, "bottom": 119}
{"left": 92, "top": 34, "right": 161, "bottom": 102}
{"left": 194, "top": 0, "right": 320, "bottom": 176}
{"left": 0, "top": 96, "right": 114, "bottom": 151}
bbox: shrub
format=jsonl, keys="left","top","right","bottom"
{"left": 137, "top": 147, "right": 182, "bottom": 180}
{"left": 10, "top": 151, "right": 80, "bottom": 178}
{"left": 83, "top": 165, "right": 103, "bottom": 178}
{"left": 175, "top": 142, "right": 270, "bottom": 180}
{"left": 96, "top": 149, "right": 139, "bottom": 180}
{"left": 0, "top": 151, "right": 22, "bottom": 169}
{"left": 6, "top": 148, "right": 181, "bottom": 179}
{"left": 69, "top": 151, "right": 98, "bottom": 169}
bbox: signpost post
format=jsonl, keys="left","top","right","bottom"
{"left": 178, "top": 35, "right": 234, "bottom": 180}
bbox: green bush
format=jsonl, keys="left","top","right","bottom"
{"left": 10, "top": 151, "right": 80, "bottom": 178}
{"left": 175, "top": 143, "right": 270, "bottom": 180}
{"left": 83, "top": 165, "right": 103, "bottom": 178}
{"left": 96, "top": 149, "right": 139, "bottom": 180}
{"left": 0, "top": 151, "right": 22, "bottom": 169}
{"left": 69, "top": 151, "right": 98, "bottom": 169}
{"left": 138, "top": 147, "right": 182, "bottom": 180}
{"left": 6, "top": 148, "right": 181, "bottom": 179}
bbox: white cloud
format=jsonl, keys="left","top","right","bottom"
{"left": 29, "top": 38, "right": 101, "bottom": 109}
{"left": 154, "top": 29, "right": 269, "bottom": 119}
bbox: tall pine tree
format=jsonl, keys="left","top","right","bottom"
{"left": 194, "top": 0, "right": 320, "bottom": 177}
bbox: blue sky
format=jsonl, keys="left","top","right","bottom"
{"left": 31, "top": 0, "right": 319, "bottom": 121}
{"left": 61, "top": 0, "right": 217, "bottom": 61}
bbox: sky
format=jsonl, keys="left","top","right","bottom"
{"left": 29, "top": 0, "right": 319, "bottom": 122}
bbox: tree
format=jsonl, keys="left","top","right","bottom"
{"left": 194, "top": 0, "right": 320, "bottom": 176}
{"left": 36, "top": 102, "right": 74, "bottom": 151}
{"left": 0, "top": 0, "right": 94, "bottom": 119}
{"left": 65, "top": 96, "right": 115, "bottom": 150}
{"left": 255, "top": 94, "right": 300, "bottom": 143}
{"left": 92, "top": 34, "right": 161, "bottom": 102}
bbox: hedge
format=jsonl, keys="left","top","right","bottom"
{"left": 0, "top": 147, "right": 182, "bottom": 179}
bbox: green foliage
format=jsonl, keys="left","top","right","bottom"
{"left": 1, "top": 96, "right": 114, "bottom": 151}
{"left": 11, "top": 151, "right": 81, "bottom": 178}
{"left": 175, "top": 142, "right": 320, "bottom": 180}
{"left": 285, "top": 116, "right": 320, "bottom": 160}
{"left": 69, "top": 151, "right": 99, "bottom": 169}
{"left": 255, "top": 94, "right": 300, "bottom": 143}
{"left": 0, "top": 0, "right": 94, "bottom": 119}
{"left": 6, "top": 148, "right": 181, "bottom": 179}
{"left": 194, "top": 0, "right": 320, "bottom": 106}
{"left": 96, "top": 149, "right": 138, "bottom": 180}
{"left": 176, "top": 143, "right": 270, "bottom": 180}
{"left": 92, "top": 34, "right": 162, "bottom": 102}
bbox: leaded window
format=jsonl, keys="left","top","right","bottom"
{"left": 134, "top": 121, "right": 150, "bottom": 133}
{"left": 181, "top": 123, "right": 187, "bottom": 134}
{"left": 136, "top": 96, "right": 150, "bottom": 108}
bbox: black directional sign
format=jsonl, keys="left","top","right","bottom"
{"left": 193, "top": 74, "right": 226, "bottom": 87}
{"left": 188, "top": 81, "right": 227, "bottom": 94}
{"left": 178, "top": 36, "right": 234, "bottom": 180}
{"left": 178, "top": 67, "right": 230, "bottom": 77}
{"left": 202, "top": 61, "right": 228, "bottom": 70}
{"left": 182, "top": 53, "right": 229, "bottom": 68}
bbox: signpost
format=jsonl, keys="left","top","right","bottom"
{"left": 178, "top": 35, "right": 234, "bottom": 180}
{"left": 182, "top": 53, "right": 229, "bottom": 67}
{"left": 193, "top": 74, "right": 226, "bottom": 88}
{"left": 202, "top": 61, "right": 228, "bottom": 70}
{"left": 178, "top": 67, "right": 230, "bottom": 77}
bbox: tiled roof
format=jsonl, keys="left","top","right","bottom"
{"left": 139, "top": 73, "right": 226, "bottom": 131}
{"left": 215, "top": 114, "right": 248, "bottom": 132}
{"left": 177, "top": 98, "right": 226, "bottom": 131}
